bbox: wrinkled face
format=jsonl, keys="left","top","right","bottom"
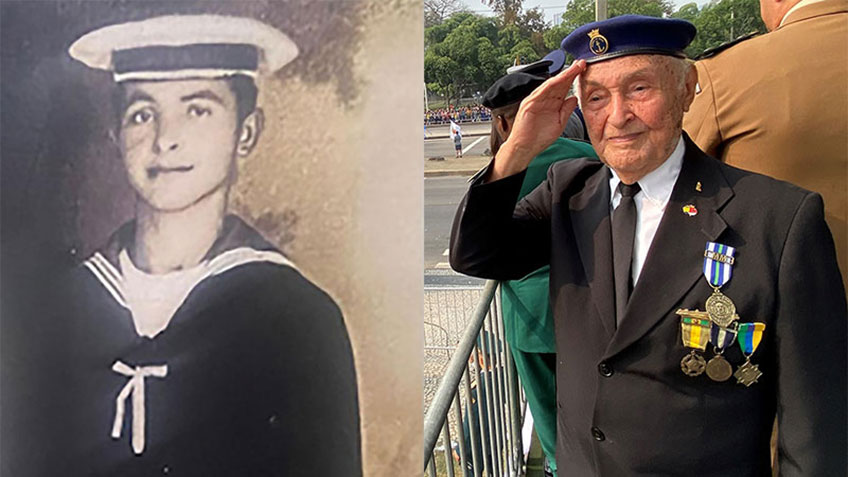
{"left": 119, "top": 79, "right": 240, "bottom": 211}
{"left": 578, "top": 55, "right": 693, "bottom": 182}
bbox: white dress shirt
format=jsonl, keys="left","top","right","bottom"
{"left": 609, "top": 135, "right": 685, "bottom": 286}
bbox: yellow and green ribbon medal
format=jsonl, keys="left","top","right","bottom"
{"left": 680, "top": 316, "right": 711, "bottom": 376}
{"left": 734, "top": 322, "right": 766, "bottom": 386}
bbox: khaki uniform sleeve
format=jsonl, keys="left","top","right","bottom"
{"left": 684, "top": 61, "right": 723, "bottom": 158}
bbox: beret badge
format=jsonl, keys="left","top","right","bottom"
{"left": 588, "top": 29, "right": 609, "bottom": 55}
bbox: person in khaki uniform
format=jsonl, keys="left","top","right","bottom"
{"left": 684, "top": 0, "right": 848, "bottom": 286}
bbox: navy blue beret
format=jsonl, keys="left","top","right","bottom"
{"left": 562, "top": 15, "right": 695, "bottom": 64}
{"left": 482, "top": 72, "right": 546, "bottom": 110}
{"left": 543, "top": 48, "right": 567, "bottom": 75}
{"left": 507, "top": 58, "right": 553, "bottom": 76}
{"left": 508, "top": 48, "right": 567, "bottom": 77}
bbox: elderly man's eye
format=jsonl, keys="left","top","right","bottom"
{"left": 188, "top": 105, "right": 212, "bottom": 117}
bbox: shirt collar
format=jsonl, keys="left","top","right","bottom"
{"left": 609, "top": 134, "right": 685, "bottom": 207}
{"left": 780, "top": 0, "right": 828, "bottom": 26}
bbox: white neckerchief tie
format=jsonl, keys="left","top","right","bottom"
{"left": 111, "top": 360, "right": 168, "bottom": 454}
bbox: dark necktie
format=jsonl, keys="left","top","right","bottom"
{"left": 612, "top": 182, "right": 640, "bottom": 326}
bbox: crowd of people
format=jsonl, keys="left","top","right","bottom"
{"left": 424, "top": 103, "right": 491, "bottom": 126}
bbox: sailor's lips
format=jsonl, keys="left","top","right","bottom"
{"left": 146, "top": 165, "right": 194, "bottom": 178}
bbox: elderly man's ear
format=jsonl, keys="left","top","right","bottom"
{"left": 237, "top": 108, "right": 264, "bottom": 157}
{"left": 682, "top": 63, "right": 698, "bottom": 112}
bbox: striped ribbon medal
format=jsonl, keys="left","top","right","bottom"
{"left": 679, "top": 316, "right": 711, "bottom": 377}
{"left": 703, "top": 242, "right": 738, "bottom": 327}
{"left": 705, "top": 324, "right": 737, "bottom": 382}
{"left": 734, "top": 322, "right": 766, "bottom": 386}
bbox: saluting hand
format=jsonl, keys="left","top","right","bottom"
{"left": 490, "top": 60, "right": 586, "bottom": 181}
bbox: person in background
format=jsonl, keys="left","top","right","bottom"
{"left": 683, "top": 0, "right": 847, "bottom": 287}
{"left": 481, "top": 71, "right": 597, "bottom": 477}
{"left": 452, "top": 119, "right": 463, "bottom": 157}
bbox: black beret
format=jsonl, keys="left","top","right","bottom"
{"left": 482, "top": 72, "right": 546, "bottom": 110}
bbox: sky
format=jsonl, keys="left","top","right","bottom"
{"left": 459, "top": 0, "right": 700, "bottom": 24}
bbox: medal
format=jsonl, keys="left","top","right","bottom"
{"left": 734, "top": 360, "right": 763, "bottom": 387}
{"left": 734, "top": 322, "right": 766, "bottom": 386}
{"left": 679, "top": 316, "right": 711, "bottom": 377}
{"left": 706, "top": 355, "right": 733, "bottom": 381}
{"left": 703, "top": 242, "right": 738, "bottom": 327}
{"left": 705, "top": 289, "right": 736, "bottom": 327}
{"left": 681, "top": 352, "right": 706, "bottom": 376}
{"left": 706, "top": 323, "right": 737, "bottom": 382}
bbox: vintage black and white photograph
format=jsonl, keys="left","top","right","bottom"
{"left": 1, "top": 1, "right": 422, "bottom": 475}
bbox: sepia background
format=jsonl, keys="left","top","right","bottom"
{"left": 0, "top": 0, "right": 422, "bottom": 474}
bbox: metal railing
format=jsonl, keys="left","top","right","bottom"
{"left": 424, "top": 280, "right": 527, "bottom": 476}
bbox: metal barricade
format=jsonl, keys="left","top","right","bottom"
{"left": 424, "top": 280, "right": 527, "bottom": 477}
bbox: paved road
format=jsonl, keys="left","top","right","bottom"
{"left": 425, "top": 135, "right": 489, "bottom": 159}
{"left": 424, "top": 175, "right": 470, "bottom": 269}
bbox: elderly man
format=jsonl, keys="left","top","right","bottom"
{"left": 450, "top": 15, "right": 846, "bottom": 475}
{"left": 684, "top": 0, "right": 848, "bottom": 287}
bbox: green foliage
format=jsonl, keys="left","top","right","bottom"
{"left": 687, "top": 0, "right": 766, "bottom": 57}
{"left": 425, "top": 8, "right": 548, "bottom": 106}
{"left": 424, "top": 0, "right": 766, "bottom": 107}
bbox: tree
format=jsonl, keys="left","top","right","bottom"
{"left": 425, "top": 13, "right": 504, "bottom": 106}
{"left": 485, "top": 0, "right": 524, "bottom": 25}
{"left": 425, "top": 0, "right": 466, "bottom": 29}
{"left": 687, "top": 0, "right": 765, "bottom": 57}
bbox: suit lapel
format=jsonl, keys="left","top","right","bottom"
{"left": 604, "top": 136, "right": 733, "bottom": 359}
{"left": 570, "top": 165, "right": 616, "bottom": 338}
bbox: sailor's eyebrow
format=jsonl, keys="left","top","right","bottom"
{"left": 180, "top": 90, "right": 225, "bottom": 105}
{"left": 124, "top": 91, "right": 156, "bottom": 108}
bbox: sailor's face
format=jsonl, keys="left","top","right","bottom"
{"left": 119, "top": 79, "right": 240, "bottom": 211}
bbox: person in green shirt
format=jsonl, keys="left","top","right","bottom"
{"left": 481, "top": 71, "right": 597, "bottom": 476}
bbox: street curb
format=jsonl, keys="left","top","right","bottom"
{"left": 424, "top": 170, "right": 479, "bottom": 178}
{"left": 425, "top": 132, "right": 489, "bottom": 140}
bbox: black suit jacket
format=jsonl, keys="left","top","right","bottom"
{"left": 450, "top": 137, "right": 847, "bottom": 476}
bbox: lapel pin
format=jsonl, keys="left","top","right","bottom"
{"left": 695, "top": 181, "right": 702, "bottom": 192}
{"left": 683, "top": 204, "right": 698, "bottom": 217}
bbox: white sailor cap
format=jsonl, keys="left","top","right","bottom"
{"left": 69, "top": 14, "right": 298, "bottom": 83}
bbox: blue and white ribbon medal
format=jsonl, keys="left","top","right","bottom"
{"left": 703, "top": 242, "right": 738, "bottom": 327}
{"left": 705, "top": 323, "right": 737, "bottom": 382}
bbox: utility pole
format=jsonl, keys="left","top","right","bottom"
{"left": 596, "top": 0, "right": 608, "bottom": 21}
{"left": 730, "top": 9, "right": 735, "bottom": 40}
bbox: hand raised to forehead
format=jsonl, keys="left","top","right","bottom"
{"left": 490, "top": 60, "right": 586, "bottom": 181}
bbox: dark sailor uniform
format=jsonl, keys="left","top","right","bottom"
{"left": 25, "top": 216, "right": 361, "bottom": 476}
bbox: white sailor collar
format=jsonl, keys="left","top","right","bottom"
{"left": 81, "top": 215, "right": 297, "bottom": 312}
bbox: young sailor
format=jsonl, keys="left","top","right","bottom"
{"left": 23, "top": 14, "right": 361, "bottom": 476}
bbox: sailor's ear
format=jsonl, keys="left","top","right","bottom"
{"left": 237, "top": 108, "right": 264, "bottom": 157}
